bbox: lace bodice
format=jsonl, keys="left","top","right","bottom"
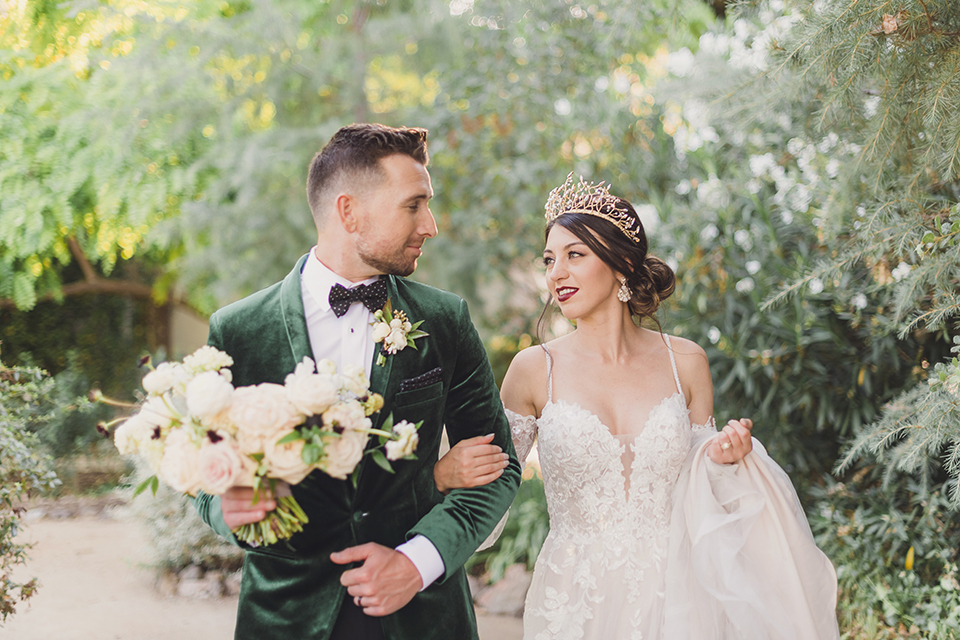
{"left": 509, "top": 335, "right": 718, "bottom": 640}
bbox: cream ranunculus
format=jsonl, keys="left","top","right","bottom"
{"left": 385, "top": 420, "right": 419, "bottom": 461}
{"left": 142, "top": 362, "right": 178, "bottom": 396}
{"left": 339, "top": 364, "right": 370, "bottom": 397}
{"left": 285, "top": 358, "right": 339, "bottom": 415}
{"left": 197, "top": 435, "right": 245, "bottom": 495}
{"left": 182, "top": 345, "right": 234, "bottom": 374}
{"left": 264, "top": 436, "right": 313, "bottom": 485}
{"left": 322, "top": 400, "right": 371, "bottom": 433}
{"left": 186, "top": 370, "right": 235, "bottom": 421}
{"left": 316, "top": 359, "right": 338, "bottom": 376}
{"left": 159, "top": 428, "right": 202, "bottom": 495}
{"left": 230, "top": 384, "right": 304, "bottom": 455}
{"left": 114, "top": 413, "right": 153, "bottom": 455}
{"left": 321, "top": 429, "right": 368, "bottom": 480}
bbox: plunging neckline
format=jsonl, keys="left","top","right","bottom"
{"left": 542, "top": 392, "right": 686, "bottom": 447}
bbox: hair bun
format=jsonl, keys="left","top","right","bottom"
{"left": 643, "top": 255, "right": 676, "bottom": 300}
{"left": 628, "top": 255, "right": 675, "bottom": 318}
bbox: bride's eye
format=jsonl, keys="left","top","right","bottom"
{"left": 542, "top": 256, "right": 555, "bottom": 266}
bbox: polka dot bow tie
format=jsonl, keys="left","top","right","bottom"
{"left": 328, "top": 280, "right": 388, "bottom": 318}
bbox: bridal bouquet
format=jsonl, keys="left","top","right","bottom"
{"left": 107, "top": 346, "right": 420, "bottom": 547}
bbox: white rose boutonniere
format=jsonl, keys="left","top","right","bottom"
{"left": 371, "top": 300, "right": 428, "bottom": 366}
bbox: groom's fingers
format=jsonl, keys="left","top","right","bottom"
{"left": 332, "top": 544, "right": 421, "bottom": 617}
{"left": 220, "top": 487, "right": 275, "bottom": 530}
{"left": 330, "top": 542, "right": 375, "bottom": 567}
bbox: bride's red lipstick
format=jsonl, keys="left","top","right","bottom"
{"left": 556, "top": 287, "right": 578, "bottom": 302}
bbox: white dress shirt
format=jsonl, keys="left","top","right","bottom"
{"left": 300, "top": 248, "right": 445, "bottom": 591}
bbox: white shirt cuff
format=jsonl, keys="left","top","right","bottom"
{"left": 396, "top": 534, "right": 445, "bottom": 591}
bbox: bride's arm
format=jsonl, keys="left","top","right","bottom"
{"left": 672, "top": 336, "right": 753, "bottom": 464}
{"left": 435, "top": 346, "right": 544, "bottom": 493}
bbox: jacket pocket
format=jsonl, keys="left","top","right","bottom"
{"left": 393, "top": 380, "right": 443, "bottom": 407}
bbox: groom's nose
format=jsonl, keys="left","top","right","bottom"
{"left": 418, "top": 207, "right": 438, "bottom": 239}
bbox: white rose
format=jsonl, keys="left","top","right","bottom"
{"left": 230, "top": 384, "right": 303, "bottom": 455}
{"left": 197, "top": 435, "right": 247, "bottom": 495}
{"left": 182, "top": 345, "right": 234, "bottom": 374}
{"left": 114, "top": 413, "right": 153, "bottom": 455}
{"left": 186, "top": 371, "right": 235, "bottom": 421}
{"left": 402, "top": 321, "right": 412, "bottom": 333}
{"left": 390, "top": 318, "right": 403, "bottom": 330}
{"left": 385, "top": 421, "right": 419, "bottom": 461}
{"left": 339, "top": 364, "right": 370, "bottom": 397}
{"left": 385, "top": 329, "right": 407, "bottom": 354}
{"left": 142, "top": 362, "right": 177, "bottom": 396}
{"left": 372, "top": 322, "right": 391, "bottom": 343}
{"left": 285, "top": 359, "right": 339, "bottom": 415}
{"left": 321, "top": 429, "right": 368, "bottom": 480}
{"left": 323, "top": 400, "right": 371, "bottom": 433}
{"left": 264, "top": 436, "right": 313, "bottom": 485}
{"left": 316, "top": 359, "right": 338, "bottom": 376}
{"left": 159, "top": 428, "right": 202, "bottom": 495}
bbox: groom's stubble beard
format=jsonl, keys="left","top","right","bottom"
{"left": 356, "top": 236, "right": 419, "bottom": 277}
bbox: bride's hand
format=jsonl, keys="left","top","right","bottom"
{"left": 707, "top": 418, "right": 753, "bottom": 465}
{"left": 434, "top": 434, "right": 510, "bottom": 494}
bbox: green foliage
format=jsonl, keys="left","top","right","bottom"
{"left": 735, "top": 0, "right": 960, "bottom": 484}
{"left": 0, "top": 357, "right": 60, "bottom": 623}
{"left": 809, "top": 474, "right": 960, "bottom": 638}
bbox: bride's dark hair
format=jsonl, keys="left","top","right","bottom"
{"left": 537, "top": 197, "right": 675, "bottom": 340}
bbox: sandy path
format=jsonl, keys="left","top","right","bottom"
{"left": 1, "top": 517, "right": 522, "bottom": 640}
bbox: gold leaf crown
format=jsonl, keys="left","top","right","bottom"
{"left": 544, "top": 173, "right": 642, "bottom": 243}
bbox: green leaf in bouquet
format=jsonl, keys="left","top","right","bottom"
{"left": 381, "top": 412, "right": 395, "bottom": 433}
{"left": 407, "top": 330, "right": 429, "bottom": 340}
{"left": 370, "top": 449, "right": 395, "bottom": 474}
{"left": 276, "top": 431, "right": 302, "bottom": 445}
{"left": 410, "top": 319, "right": 425, "bottom": 331}
{"left": 133, "top": 474, "right": 159, "bottom": 498}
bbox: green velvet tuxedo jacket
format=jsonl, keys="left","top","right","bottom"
{"left": 193, "top": 255, "right": 521, "bottom": 640}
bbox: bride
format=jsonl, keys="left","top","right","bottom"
{"left": 434, "top": 174, "right": 840, "bottom": 639}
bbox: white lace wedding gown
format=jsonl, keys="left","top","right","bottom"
{"left": 505, "top": 337, "right": 839, "bottom": 640}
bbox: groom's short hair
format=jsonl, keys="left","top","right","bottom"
{"left": 307, "top": 123, "right": 429, "bottom": 226}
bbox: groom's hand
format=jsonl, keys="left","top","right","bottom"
{"left": 220, "top": 486, "right": 276, "bottom": 530}
{"left": 331, "top": 543, "right": 422, "bottom": 617}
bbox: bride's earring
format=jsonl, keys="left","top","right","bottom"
{"left": 617, "top": 276, "right": 632, "bottom": 302}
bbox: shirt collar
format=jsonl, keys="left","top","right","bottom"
{"left": 301, "top": 247, "right": 380, "bottom": 313}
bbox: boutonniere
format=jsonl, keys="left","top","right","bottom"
{"left": 371, "top": 299, "right": 429, "bottom": 366}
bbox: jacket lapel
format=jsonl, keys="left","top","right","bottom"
{"left": 355, "top": 275, "right": 400, "bottom": 497}
{"left": 279, "top": 254, "right": 313, "bottom": 366}
{"left": 367, "top": 274, "right": 398, "bottom": 430}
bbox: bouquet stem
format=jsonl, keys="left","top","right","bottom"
{"left": 234, "top": 494, "right": 310, "bottom": 547}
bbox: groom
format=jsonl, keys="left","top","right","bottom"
{"left": 193, "top": 123, "right": 521, "bottom": 640}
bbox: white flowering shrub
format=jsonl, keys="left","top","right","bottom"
{"left": 124, "top": 458, "right": 243, "bottom": 574}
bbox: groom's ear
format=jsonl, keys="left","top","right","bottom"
{"left": 335, "top": 193, "right": 359, "bottom": 233}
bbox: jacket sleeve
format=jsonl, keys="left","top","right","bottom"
{"left": 406, "top": 298, "right": 522, "bottom": 581}
{"left": 190, "top": 312, "right": 242, "bottom": 546}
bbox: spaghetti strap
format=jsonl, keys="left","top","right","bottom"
{"left": 540, "top": 343, "right": 554, "bottom": 404}
{"left": 664, "top": 335, "right": 684, "bottom": 400}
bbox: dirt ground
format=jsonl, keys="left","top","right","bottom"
{"left": 1, "top": 517, "right": 523, "bottom": 640}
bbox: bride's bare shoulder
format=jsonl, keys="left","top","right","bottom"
{"left": 502, "top": 344, "right": 551, "bottom": 416}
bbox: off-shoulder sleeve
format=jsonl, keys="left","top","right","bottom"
{"left": 476, "top": 409, "right": 538, "bottom": 552}
{"left": 506, "top": 408, "right": 538, "bottom": 466}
